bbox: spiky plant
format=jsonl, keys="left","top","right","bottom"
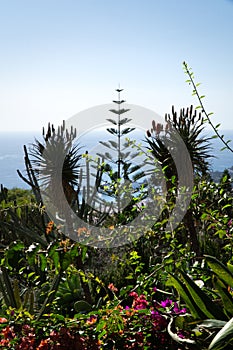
{"left": 29, "top": 121, "right": 81, "bottom": 206}
{"left": 146, "top": 105, "right": 213, "bottom": 179}
{"left": 146, "top": 106, "right": 213, "bottom": 256}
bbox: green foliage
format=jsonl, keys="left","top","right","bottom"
{"left": 0, "top": 83, "right": 233, "bottom": 348}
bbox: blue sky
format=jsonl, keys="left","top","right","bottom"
{"left": 0, "top": 0, "right": 233, "bottom": 131}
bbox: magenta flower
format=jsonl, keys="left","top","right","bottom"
{"left": 160, "top": 299, "right": 173, "bottom": 308}
{"left": 173, "top": 302, "right": 186, "bottom": 314}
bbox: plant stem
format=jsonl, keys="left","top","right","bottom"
{"left": 183, "top": 61, "right": 233, "bottom": 153}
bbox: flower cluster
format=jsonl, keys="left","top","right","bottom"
{"left": 129, "top": 291, "right": 148, "bottom": 310}
{"left": 0, "top": 287, "right": 190, "bottom": 349}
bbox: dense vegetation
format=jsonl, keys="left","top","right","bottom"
{"left": 0, "top": 65, "right": 233, "bottom": 349}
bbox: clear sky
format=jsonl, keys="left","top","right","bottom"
{"left": 0, "top": 0, "right": 233, "bottom": 132}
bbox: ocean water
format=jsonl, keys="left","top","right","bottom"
{"left": 0, "top": 129, "right": 233, "bottom": 189}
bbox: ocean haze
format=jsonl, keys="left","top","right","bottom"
{"left": 0, "top": 130, "right": 232, "bottom": 189}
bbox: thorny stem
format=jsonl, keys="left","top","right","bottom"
{"left": 183, "top": 61, "right": 233, "bottom": 153}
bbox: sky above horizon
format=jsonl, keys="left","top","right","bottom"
{"left": 0, "top": 0, "right": 233, "bottom": 132}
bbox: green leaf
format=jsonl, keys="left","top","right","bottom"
{"left": 179, "top": 270, "right": 227, "bottom": 320}
{"left": 227, "top": 263, "right": 233, "bottom": 275}
{"left": 61, "top": 254, "right": 71, "bottom": 271}
{"left": 213, "top": 277, "right": 233, "bottom": 317}
{"left": 98, "top": 329, "right": 107, "bottom": 339}
{"left": 215, "top": 230, "right": 226, "bottom": 239}
{"left": 205, "top": 255, "right": 233, "bottom": 288}
{"left": 9, "top": 241, "right": 25, "bottom": 251}
{"left": 209, "top": 317, "right": 233, "bottom": 350}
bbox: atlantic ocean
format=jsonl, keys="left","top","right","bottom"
{"left": 0, "top": 129, "right": 233, "bottom": 190}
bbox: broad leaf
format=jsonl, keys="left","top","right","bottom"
{"left": 167, "top": 274, "right": 206, "bottom": 319}
{"left": 179, "top": 270, "right": 227, "bottom": 320}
